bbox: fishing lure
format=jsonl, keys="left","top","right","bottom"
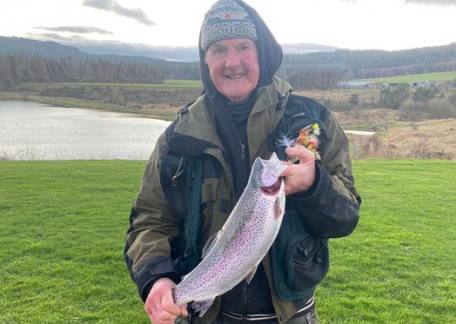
{"left": 278, "top": 123, "right": 321, "bottom": 162}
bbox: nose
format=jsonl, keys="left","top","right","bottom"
{"left": 225, "top": 48, "right": 241, "bottom": 68}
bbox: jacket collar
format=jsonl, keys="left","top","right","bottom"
{"left": 172, "top": 77, "right": 292, "bottom": 157}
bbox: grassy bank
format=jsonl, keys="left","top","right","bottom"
{"left": 0, "top": 80, "right": 203, "bottom": 120}
{"left": 0, "top": 160, "right": 454, "bottom": 323}
{"left": 356, "top": 71, "right": 456, "bottom": 84}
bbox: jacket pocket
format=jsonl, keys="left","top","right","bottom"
{"left": 271, "top": 209, "right": 329, "bottom": 300}
{"left": 287, "top": 236, "right": 328, "bottom": 291}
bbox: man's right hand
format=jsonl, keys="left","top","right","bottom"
{"left": 144, "top": 278, "right": 188, "bottom": 324}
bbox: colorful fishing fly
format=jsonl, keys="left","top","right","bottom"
{"left": 278, "top": 123, "right": 321, "bottom": 162}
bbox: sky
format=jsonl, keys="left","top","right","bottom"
{"left": 1, "top": 0, "right": 456, "bottom": 51}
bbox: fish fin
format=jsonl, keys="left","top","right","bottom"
{"left": 202, "top": 232, "right": 220, "bottom": 259}
{"left": 244, "top": 265, "right": 259, "bottom": 285}
{"left": 274, "top": 196, "right": 283, "bottom": 219}
{"left": 192, "top": 298, "right": 215, "bottom": 317}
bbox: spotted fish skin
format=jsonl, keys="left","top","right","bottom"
{"left": 173, "top": 153, "right": 287, "bottom": 316}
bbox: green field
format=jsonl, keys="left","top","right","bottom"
{"left": 20, "top": 79, "right": 203, "bottom": 90}
{"left": 0, "top": 160, "right": 455, "bottom": 323}
{"left": 356, "top": 71, "right": 456, "bottom": 84}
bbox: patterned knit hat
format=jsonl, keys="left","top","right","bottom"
{"left": 200, "top": 0, "right": 258, "bottom": 50}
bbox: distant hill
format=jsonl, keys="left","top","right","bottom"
{"left": 1, "top": 36, "right": 455, "bottom": 89}
{"left": 279, "top": 43, "right": 456, "bottom": 88}
{"left": 0, "top": 36, "right": 166, "bottom": 64}
{"left": 73, "top": 41, "right": 199, "bottom": 62}
{"left": 0, "top": 37, "right": 198, "bottom": 88}
{"left": 75, "top": 41, "right": 338, "bottom": 61}
{"left": 0, "top": 36, "right": 200, "bottom": 80}
{"left": 0, "top": 37, "right": 84, "bottom": 58}
{"left": 283, "top": 43, "right": 456, "bottom": 72}
{"left": 0, "top": 36, "right": 338, "bottom": 62}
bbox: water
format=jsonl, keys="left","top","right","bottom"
{"left": 0, "top": 101, "right": 171, "bottom": 160}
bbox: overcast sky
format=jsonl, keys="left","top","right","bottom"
{"left": 2, "top": 0, "right": 455, "bottom": 51}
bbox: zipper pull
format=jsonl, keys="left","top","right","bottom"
{"left": 171, "top": 157, "right": 184, "bottom": 186}
{"left": 240, "top": 144, "right": 245, "bottom": 160}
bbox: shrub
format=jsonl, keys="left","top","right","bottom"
{"left": 413, "top": 85, "right": 440, "bottom": 103}
{"left": 427, "top": 98, "right": 456, "bottom": 119}
{"left": 399, "top": 98, "right": 456, "bottom": 120}
{"left": 448, "top": 92, "right": 456, "bottom": 105}
{"left": 349, "top": 93, "right": 360, "bottom": 106}
{"left": 399, "top": 100, "right": 428, "bottom": 121}
{"left": 379, "top": 84, "right": 410, "bottom": 109}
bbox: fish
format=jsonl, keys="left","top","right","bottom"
{"left": 172, "top": 152, "right": 287, "bottom": 316}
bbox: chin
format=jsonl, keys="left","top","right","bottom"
{"left": 222, "top": 87, "right": 252, "bottom": 102}
{"left": 225, "top": 93, "right": 249, "bottom": 103}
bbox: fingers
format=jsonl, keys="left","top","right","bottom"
{"left": 280, "top": 163, "right": 298, "bottom": 178}
{"left": 157, "top": 312, "right": 175, "bottom": 323}
{"left": 145, "top": 294, "right": 182, "bottom": 324}
{"left": 179, "top": 304, "right": 189, "bottom": 317}
{"left": 144, "top": 278, "right": 188, "bottom": 324}
{"left": 285, "top": 145, "right": 315, "bottom": 164}
{"left": 161, "top": 289, "right": 183, "bottom": 316}
{"left": 279, "top": 146, "right": 317, "bottom": 195}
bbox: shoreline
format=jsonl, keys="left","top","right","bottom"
{"left": 2, "top": 95, "right": 455, "bottom": 160}
{"left": 0, "top": 92, "right": 179, "bottom": 121}
{"left": 0, "top": 80, "right": 203, "bottom": 121}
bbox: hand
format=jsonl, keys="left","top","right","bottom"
{"left": 280, "top": 145, "right": 316, "bottom": 195}
{"left": 144, "top": 278, "right": 188, "bottom": 324}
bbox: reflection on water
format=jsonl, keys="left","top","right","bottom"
{"left": 0, "top": 101, "right": 171, "bottom": 160}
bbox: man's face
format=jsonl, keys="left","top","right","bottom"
{"left": 205, "top": 38, "right": 259, "bottom": 103}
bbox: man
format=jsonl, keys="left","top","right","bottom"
{"left": 124, "top": 0, "right": 361, "bottom": 323}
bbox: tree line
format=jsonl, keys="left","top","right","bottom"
{"left": 279, "top": 43, "right": 456, "bottom": 88}
{"left": 1, "top": 42, "right": 455, "bottom": 90}
{"left": 0, "top": 54, "right": 165, "bottom": 89}
{"left": 0, "top": 53, "right": 351, "bottom": 90}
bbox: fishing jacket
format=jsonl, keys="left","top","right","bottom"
{"left": 124, "top": 78, "right": 361, "bottom": 324}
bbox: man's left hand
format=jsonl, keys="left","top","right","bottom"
{"left": 280, "top": 145, "right": 316, "bottom": 195}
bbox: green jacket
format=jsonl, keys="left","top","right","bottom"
{"left": 125, "top": 78, "right": 361, "bottom": 323}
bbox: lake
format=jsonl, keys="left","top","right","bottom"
{"left": 0, "top": 101, "right": 171, "bottom": 160}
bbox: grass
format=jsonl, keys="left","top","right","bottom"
{"left": 0, "top": 91, "right": 133, "bottom": 111}
{"left": 319, "top": 160, "right": 456, "bottom": 323}
{"left": 0, "top": 161, "right": 148, "bottom": 323}
{"left": 0, "top": 160, "right": 455, "bottom": 323}
{"left": 355, "top": 71, "right": 456, "bottom": 84}
{"left": 18, "top": 79, "right": 203, "bottom": 90}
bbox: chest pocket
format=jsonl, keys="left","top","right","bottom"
{"left": 159, "top": 155, "right": 192, "bottom": 219}
{"left": 275, "top": 95, "right": 328, "bottom": 161}
{"left": 200, "top": 158, "right": 223, "bottom": 243}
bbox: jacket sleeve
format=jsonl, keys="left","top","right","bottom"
{"left": 124, "top": 134, "right": 181, "bottom": 302}
{"left": 288, "top": 112, "right": 361, "bottom": 238}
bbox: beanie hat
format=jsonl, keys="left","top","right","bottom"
{"left": 200, "top": 0, "right": 258, "bottom": 50}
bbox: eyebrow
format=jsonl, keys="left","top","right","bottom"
{"left": 211, "top": 44, "right": 226, "bottom": 50}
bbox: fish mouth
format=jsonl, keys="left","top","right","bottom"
{"left": 260, "top": 178, "right": 282, "bottom": 196}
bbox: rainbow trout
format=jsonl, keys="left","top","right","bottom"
{"left": 173, "top": 152, "right": 287, "bottom": 316}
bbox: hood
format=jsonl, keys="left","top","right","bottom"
{"left": 198, "top": 0, "right": 283, "bottom": 100}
